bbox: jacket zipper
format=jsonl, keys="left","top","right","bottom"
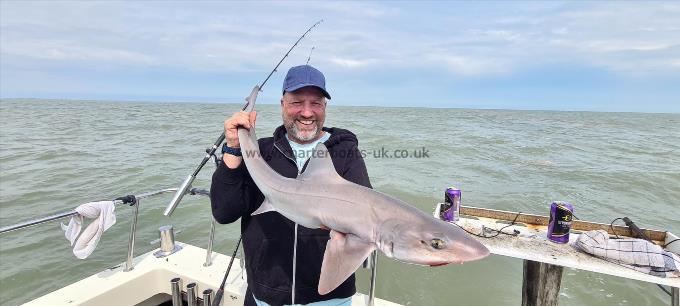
{"left": 273, "top": 142, "right": 300, "bottom": 303}
{"left": 274, "top": 143, "right": 299, "bottom": 174}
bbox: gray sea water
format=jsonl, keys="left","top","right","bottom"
{"left": 0, "top": 98, "right": 678, "bottom": 306}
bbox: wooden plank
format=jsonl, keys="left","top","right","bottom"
{"left": 459, "top": 205, "right": 667, "bottom": 242}
{"left": 433, "top": 204, "right": 680, "bottom": 288}
{"left": 522, "top": 260, "right": 563, "bottom": 306}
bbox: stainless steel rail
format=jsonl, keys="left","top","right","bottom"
{"left": 0, "top": 188, "right": 179, "bottom": 235}
{"left": 204, "top": 218, "right": 216, "bottom": 267}
{"left": 187, "top": 187, "right": 216, "bottom": 267}
{"left": 124, "top": 196, "right": 140, "bottom": 272}
{"left": 0, "top": 187, "right": 218, "bottom": 272}
{"left": 368, "top": 250, "right": 378, "bottom": 306}
{"left": 0, "top": 185, "right": 378, "bottom": 305}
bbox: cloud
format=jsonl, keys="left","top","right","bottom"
{"left": 2, "top": 39, "right": 156, "bottom": 65}
{"left": 440, "top": 56, "right": 510, "bottom": 77}
{"left": 329, "top": 57, "right": 374, "bottom": 69}
{"left": 4, "top": 1, "right": 679, "bottom": 77}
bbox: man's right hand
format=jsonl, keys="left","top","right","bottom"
{"left": 224, "top": 110, "right": 257, "bottom": 148}
{"left": 223, "top": 111, "right": 257, "bottom": 169}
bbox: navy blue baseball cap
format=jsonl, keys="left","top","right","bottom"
{"left": 282, "top": 65, "right": 331, "bottom": 99}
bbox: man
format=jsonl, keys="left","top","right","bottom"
{"left": 210, "top": 65, "right": 372, "bottom": 306}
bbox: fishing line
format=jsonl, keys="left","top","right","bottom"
{"left": 198, "top": 19, "right": 324, "bottom": 306}
{"left": 257, "top": 20, "right": 323, "bottom": 93}
{"left": 664, "top": 239, "right": 679, "bottom": 248}
{"left": 163, "top": 19, "right": 324, "bottom": 218}
{"left": 306, "top": 46, "right": 316, "bottom": 65}
{"left": 453, "top": 212, "right": 521, "bottom": 239}
{"left": 609, "top": 217, "right": 624, "bottom": 239}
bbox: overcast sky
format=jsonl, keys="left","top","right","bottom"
{"left": 1, "top": 1, "right": 679, "bottom": 112}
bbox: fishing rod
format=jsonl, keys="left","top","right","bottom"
{"left": 620, "top": 217, "right": 676, "bottom": 297}
{"left": 212, "top": 236, "right": 242, "bottom": 306}
{"left": 163, "top": 19, "right": 323, "bottom": 217}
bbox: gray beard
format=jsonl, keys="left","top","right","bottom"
{"left": 285, "top": 120, "right": 321, "bottom": 143}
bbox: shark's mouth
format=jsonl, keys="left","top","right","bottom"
{"left": 428, "top": 262, "right": 450, "bottom": 267}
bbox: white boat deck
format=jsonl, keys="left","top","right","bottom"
{"left": 24, "top": 242, "right": 401, "bottom": 306}
{"left": 18, "top": 204, "right": 679, "bottom": 305}
{"left": 433, "top": 206, "right": 680, "bottom": 288}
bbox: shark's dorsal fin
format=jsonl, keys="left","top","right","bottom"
{"left": 297, "top": 142, "right": 343, "bottom": 182}
{"left": 318, "top": 230, "right": 375, "bottom": 295}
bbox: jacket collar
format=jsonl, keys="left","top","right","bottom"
{"left": 271, "top": 125, "right": 357, "bottom": 160}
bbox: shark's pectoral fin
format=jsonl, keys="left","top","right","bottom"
{"left": 251, "top": 197, "right": 276, "bottom": 216}
{"left": 298, "top": 143, "right": 343, "bottom": 183}
{"left": 318, "top": 230, "right": 375, "bottom": 295}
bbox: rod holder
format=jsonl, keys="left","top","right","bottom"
{"left": 170, "top": 277, "right": 182, "bottom": 306}
{"left": 203, "top": 289, "right": 214, "bottom": 306}
{"left": 187, "top": 282, "right": 198, "bottom": 306}
{"left": 154, "top": 225, "right": 182, "bottom": 258}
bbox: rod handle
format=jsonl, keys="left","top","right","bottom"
{"left": 623, "top": 217, "right": 652, "bottom": 241}
{"left": 163, "top": 175, "right": 195, "bottom": 217}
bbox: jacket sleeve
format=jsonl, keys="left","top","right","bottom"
{"left": 210, "top": 160, "right": 264, "bottom": 224}
{"left": 340, "top": 144, "right": 372, "bottom": 189}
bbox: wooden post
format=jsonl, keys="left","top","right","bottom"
{"left": 522, "top": 260, "right": 564, "bottom": 306}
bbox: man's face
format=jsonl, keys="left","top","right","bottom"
{"left": 281, "top": 86, "right": 327, "bottom": 144}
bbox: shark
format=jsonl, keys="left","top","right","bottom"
{"left": 237, "top": 87, "right": 490, "bottom": 295}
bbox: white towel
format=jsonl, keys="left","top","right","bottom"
{"left": 61, "top": 201, "right": 116, "bottom": 259}
{"left": 573, "top": 230, "right": 680, "bottom": 278}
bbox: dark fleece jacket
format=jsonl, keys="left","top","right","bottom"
{"left": 210, "top": 125, "right": 372, "bottom": 306}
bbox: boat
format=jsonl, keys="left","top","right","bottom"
{"left": 432, "top": 203, "right": 680, "bottom": 306}
{"left": 1, "top": 189, "right": 678, "bottom": 305}
{"left": 0, "top": 187, "right": 399, "bottom": 306}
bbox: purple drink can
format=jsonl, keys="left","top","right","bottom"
{"left": 441, "top": 187, "right": 461, "bottom": 222}
{"left": 547, "top": 201, "right": 574, "bottom": 243}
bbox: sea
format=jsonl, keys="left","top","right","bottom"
{"left": 0, "top": 98, "right": 678, "bottom": 306}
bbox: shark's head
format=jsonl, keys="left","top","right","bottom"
{"left": 386, "top": 218, "right": 490, "bottom": 266}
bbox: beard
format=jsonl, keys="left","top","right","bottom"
{"left": 283, "top": 115, "right": 323, "bottom": 143}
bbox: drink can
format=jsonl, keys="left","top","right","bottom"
{"left": 441, "top": 187, "right": 461, "bottom": 222}
{"left": 547, "top": 201, "right": 574, "bottom": 243}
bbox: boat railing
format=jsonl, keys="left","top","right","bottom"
{"left": 0, "top": 185, "right": 380, "bottom": 305}
{"left": 0, "top": 186, "right": 218, "bottom": 271}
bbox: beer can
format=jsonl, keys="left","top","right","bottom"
{"left": 547, "top": 201, "right": 574, "bottom": 243}
{"left": 441, "top": 187, "right": 461, "bottom": 222}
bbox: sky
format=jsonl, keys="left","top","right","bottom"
{"left": 1, "top": 1, "right": 679, "bottom": 113}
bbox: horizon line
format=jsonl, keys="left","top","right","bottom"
{"left": 1, "top": 97, "right": 678, "bottom": 115}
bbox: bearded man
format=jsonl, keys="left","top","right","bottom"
{"left": 210, "top": 65, "right": 372, "bottom": 306}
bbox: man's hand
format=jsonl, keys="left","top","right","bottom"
{"left": 223, "top": 111, "right": 257, "bottom": 169}
{"left": 224, "top": 111, "right": 257, "bottom": 147}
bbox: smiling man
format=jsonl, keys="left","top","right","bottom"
{"left": 210, "top": 65, "right": 372, "bottom": 306}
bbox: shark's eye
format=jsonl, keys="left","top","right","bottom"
{"left": 430, "top": 238, "right": 445, "bottom": 250}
